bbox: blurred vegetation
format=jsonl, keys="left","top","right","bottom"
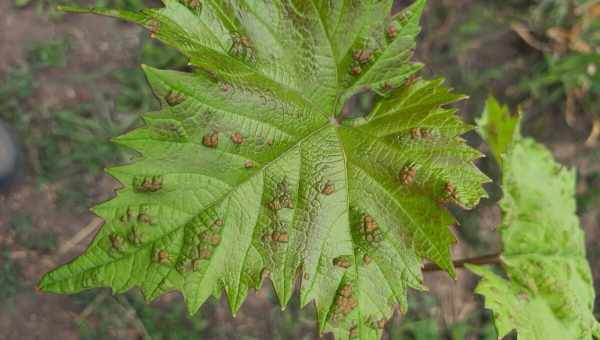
{"left": 14, "top": 0, "right": 150, "bottom": 17}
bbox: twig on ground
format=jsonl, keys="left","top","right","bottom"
{"left": 58, "top": 217, "right": 103, "bottom": 255}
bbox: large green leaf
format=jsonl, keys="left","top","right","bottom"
{"left": 39, "top": 1, "right": 489, "bottom": 338}
{"left": 468, "top": 98, "right": 600, "bottom": 339}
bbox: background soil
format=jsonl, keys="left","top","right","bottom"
{"left": 0, "top": 0, "right": 598, "bottom": 339}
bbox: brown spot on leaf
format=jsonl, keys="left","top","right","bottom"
{"left": 321, "top": 182, "right": 335, "bottom": 195}
{"left": 202, "top": 131, "right": 219, "bottom": 147}
{"left": 363, "top": 254, "right": 372, "bottom": 265}
{"left": 410, "top": 127, "right": 421, "bottom": 139}
{"left": 231, "top": 132, "right": 244, "bottom": 144}
{"left": 198, "top": 247, "right": 212, "bottom": 259}
{"left": 244, "top": 160, "right": 254, "bottom": 169}
{"left": 134, "top": 176, "right": 163, "bottom": 193}
{"left": 155, "top": 249, "right": 170, "bottom": 264}
{"left": 340, "top": 285, "right": 352, "bottom": 298}
{"left": 165, "top": 90, "right": 186, "bottom": 106}
{"left": 240, "top": 36, "right": 252, "bottom": 48}
{"left": 109, "top": 234, "right": 125, "bottom": 251}
{"left": 186, "top": 0, "right": 201, "bottom": 10}
{"left": 400, "top": 165, "right": 417, "bottom": 185}
{"left": 444, "top": 182, "right": 459, "bottom": 201}
{"left": 129, "top": 227, "right": 143, "bottom": 245}
{"left": 353, "top": 49, "right": 373, "bottom": 64}
{"left": 138, "top": 213, "right": 152, "bottom": 225}
{"left": 351, "top": 65, "right": 362, "bottom": 76}
{"left": 333, "top": 256, "right": 352, "bottom": 269}
{"left": 209, "top": 234, "right": 221, "bottom": 246}
{"left": 147, "top": 19, "right": 160, "bottom": 34}
{"left": 386, "top": 24, "right": 398, "bottom": 38}
{"left": 271, "top": 232, "right": 289, "bottom": 243}
{"left": 214, "top": 218, "right": 224, "bottom": 227}
{"left": 279, "top": 194, "right": 293, "bottom": 209}
{"left": 363, "top": 213, "right": 378, "bottom": 233}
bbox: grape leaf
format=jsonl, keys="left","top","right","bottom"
{"left": 468, "top": 98, "right": 600, "bottom": 339}
{"left": 39, "top": 1, "right": 489, "bottom": 338}
{"left": 475, "top": 97, "right": 520, "bottom": 166}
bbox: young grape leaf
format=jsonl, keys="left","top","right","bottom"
{"left": 468, "top": 99, "right": 600, "bottom": 339}
{"left": 39, "top": 1, "right": 489, "bottom": 339}
{"left": 475, "top": 97, "right": 520, "bottom": 166}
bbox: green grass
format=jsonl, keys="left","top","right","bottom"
{"left": 0, "top": 252, "right": 20, "bottom": 302}
{"left": 10, "top": 214, "right": 57, "bottom": 252}
{"left": 14, "top": 0, "right": 154, "bottom": 17}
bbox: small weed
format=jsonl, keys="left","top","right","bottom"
{"left": 27, "top": 39, "right": 69, "bottom": 70}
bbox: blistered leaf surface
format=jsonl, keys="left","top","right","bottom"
{"left": 40, "top": 1, "right": 489, "bottom": 338}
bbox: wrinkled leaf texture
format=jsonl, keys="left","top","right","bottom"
{"left": 40, "top": 1, "right": 489, "bottom": 339}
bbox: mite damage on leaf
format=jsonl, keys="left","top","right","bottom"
{"left": 334, "top": 284, "right": 358, "bottom": 320}
{"left": 333, "top": 256, "right": 352, "bottom": 269}
{"left": 40, "top": 2, "right": 495, "bottom": 339}
{"left": 399, "top": 164, "right": 417, "bottom": 185}
{"left": 137, "top": 213, "right": 152, "bottom": 225}
{"left": 146, "top": 19, "right": 160, "bottom": 35}
{"left": 271, "top": 231, "right": 289, "bottom": 243}
{"left": 443, "top": 182, "right": 460, "bottom": 202}
{"left": 128, "top": 226, "right": 143, "bottom": 245}
{"left": 411, "top": 127, "right": 432, "bottom": 140}
{"left": 165, "top": 90, "right": 186, "bottom": 106}
{"left": 133, "top": 176, "right": 163, "bottom": 193}
{"left": 198, "top": 247, "right": 212, "bottom": 259}
{"left": 386, "top": 24, "right": 398, "bottom": 39}
{"left": 231, "top": 132, "right": 244, "bottom": 145}
{"left": 230, "top": 33, "right": 253, "bottom": 57}
{"left": 183, "top": 0, "right": 201, "bottom": 10}
{"left": 202, "top": 131, "right": 219, "bottom": 148}
{"left": 321, "top": 182, "right": 335, "bottom": 195}
{"left": 154, "top": 249, "right": 170, "bottom": 264}
{"left": 109, "top": 234, "right": 126, "bottom": 251}
{"left": 353, "top": 49, "right": 374, "bottom": 64}
{"left": 362, "top": 213, "right": 382, "bottom": 243}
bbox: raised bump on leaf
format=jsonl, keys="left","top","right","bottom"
{"left": 41, "top": 2, "right": 491, "bottom": 339}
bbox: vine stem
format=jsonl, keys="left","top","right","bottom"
{"left": 422, "top": 252, "right": 502, "bottom": 272}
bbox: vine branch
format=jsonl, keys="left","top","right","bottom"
{"left": 422, "top": 252, "right": 502, "bottom": 272}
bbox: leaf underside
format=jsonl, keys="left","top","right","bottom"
{"left": 469, "top": 99, "right": 600, "bottom": 340}
{"left": 40, "top": 1, "right": 489, "bottom": 339}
